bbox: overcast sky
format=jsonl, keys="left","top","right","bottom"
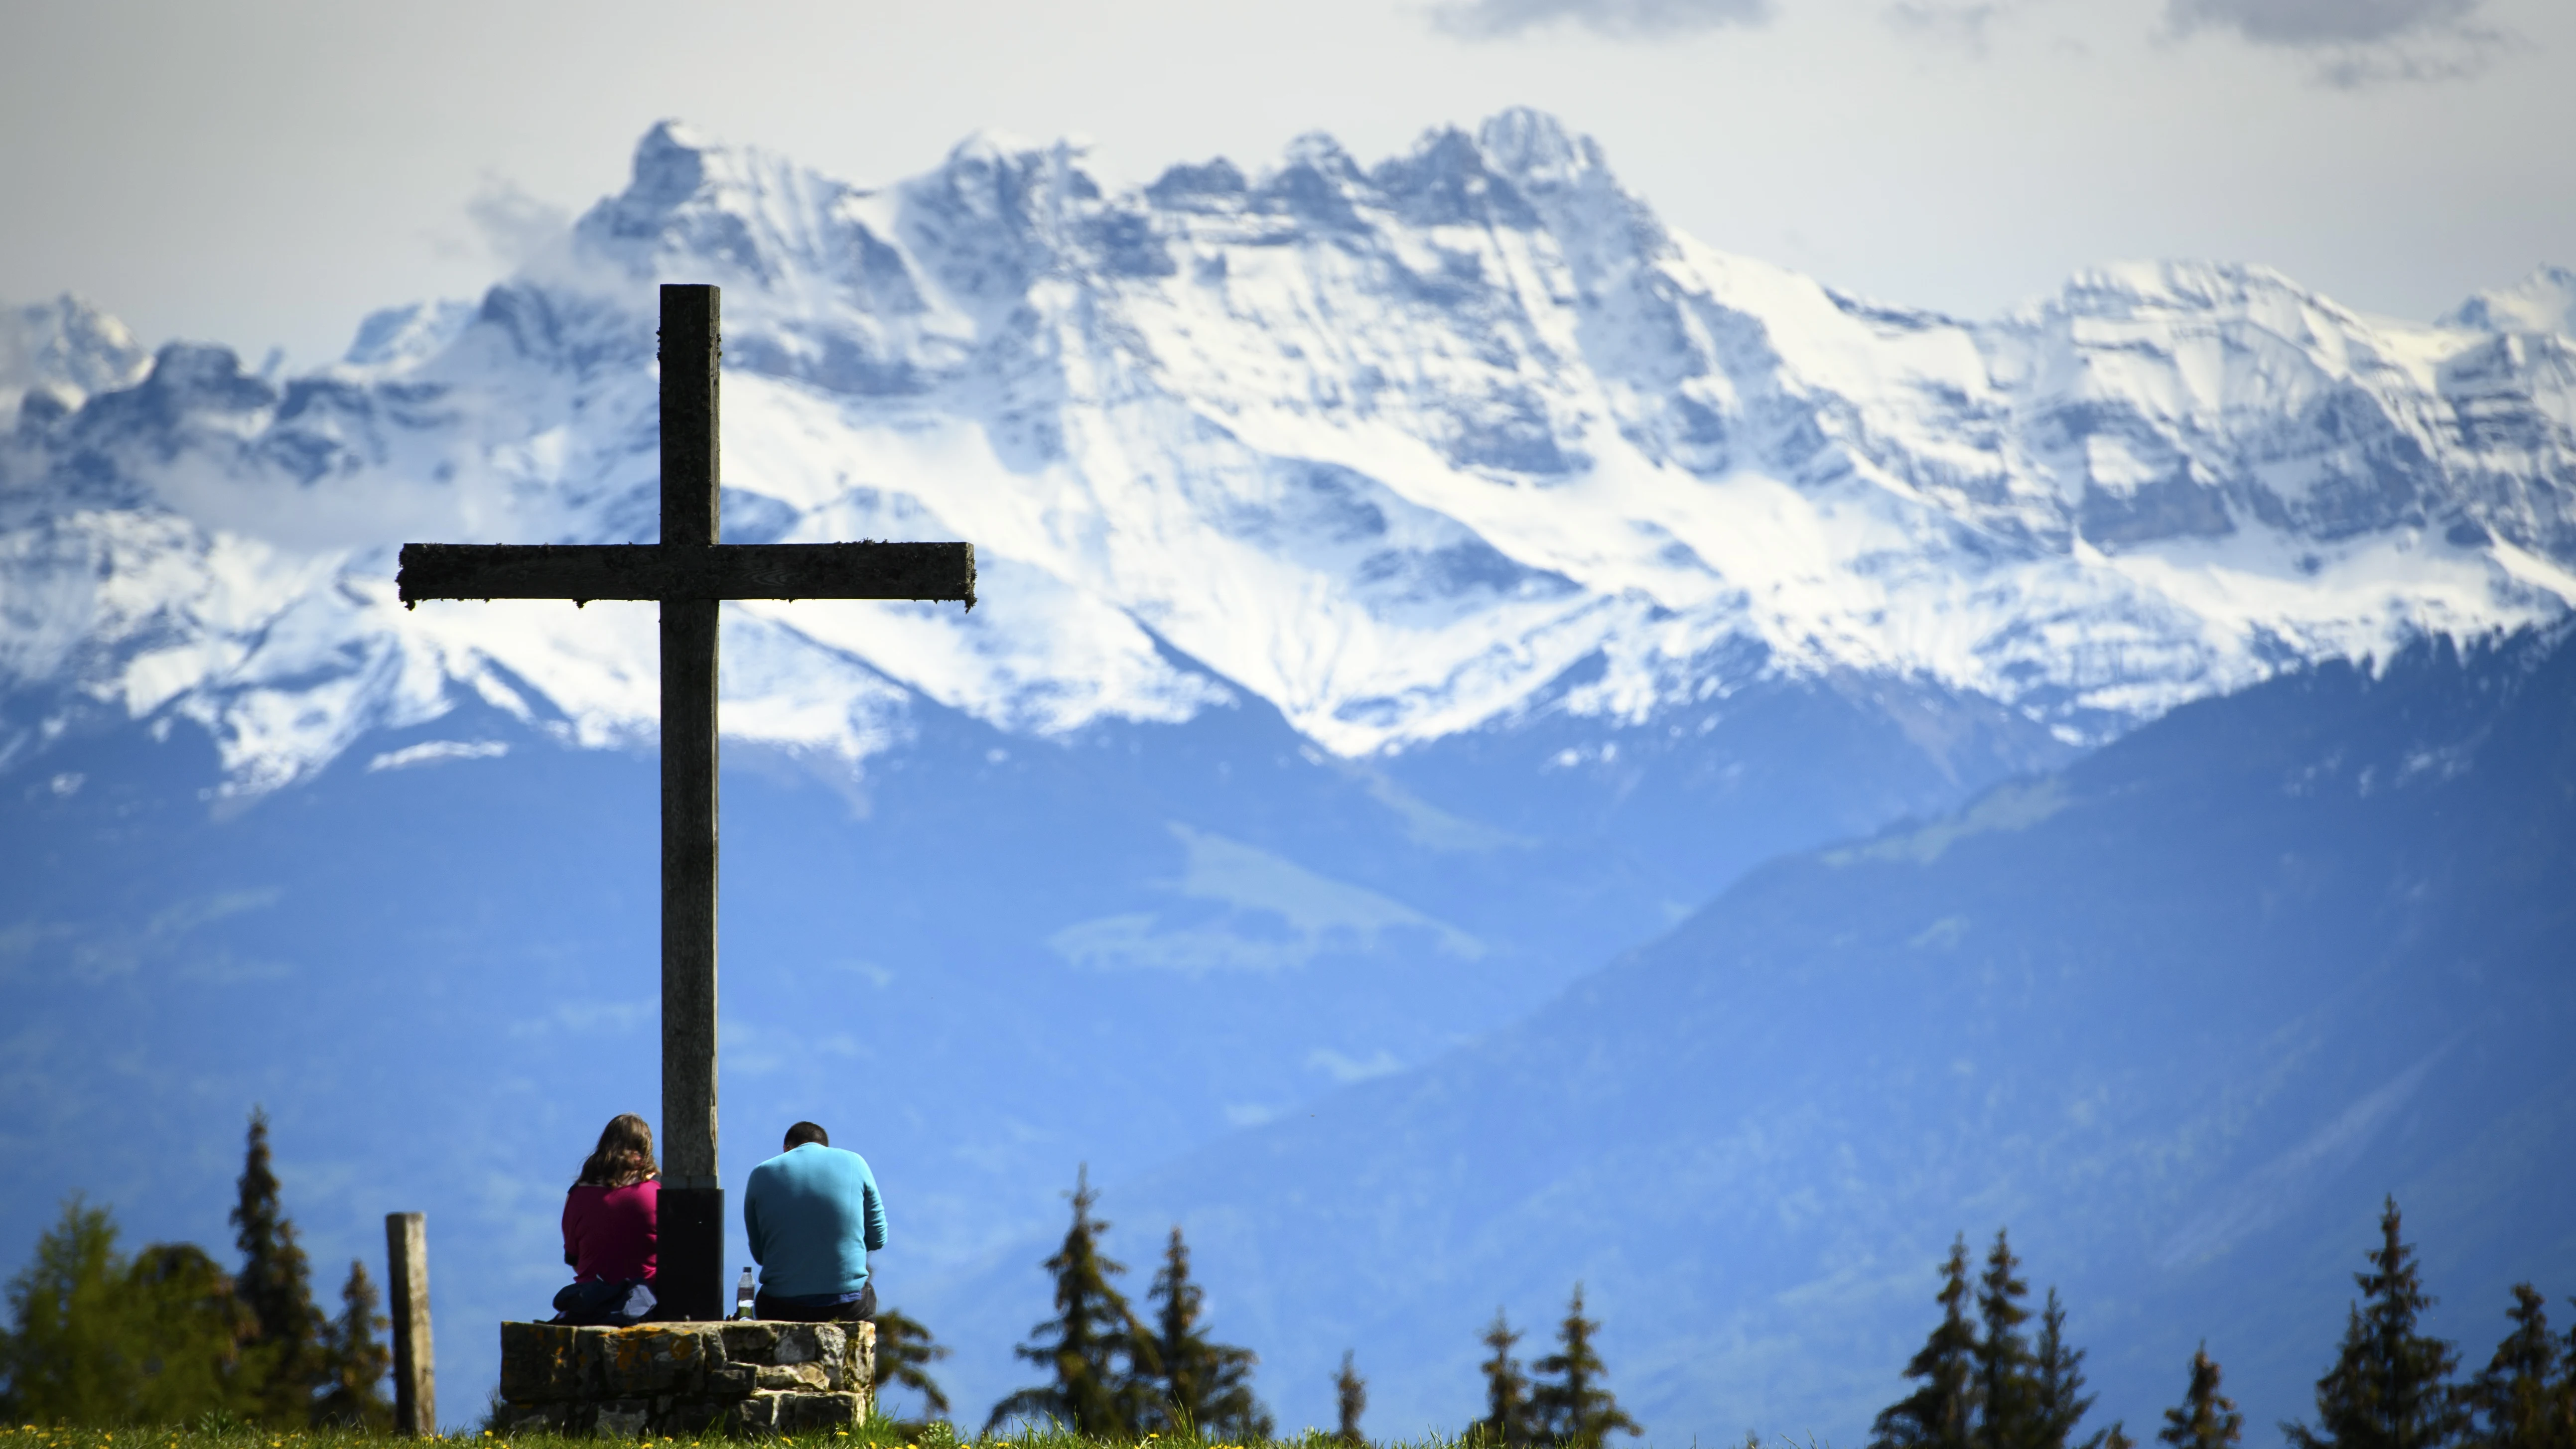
{"left": 4, "top": 0, "right": 2569, "bottom": 366}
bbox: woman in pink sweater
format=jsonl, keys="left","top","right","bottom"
{"left": 552, "top": 1114, "right": 660, "bottom": 1323}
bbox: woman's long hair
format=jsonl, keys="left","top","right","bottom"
{"left": 576, "top": 1113, "right": 660, "bottom": 1187}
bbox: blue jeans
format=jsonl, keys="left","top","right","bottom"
{"left": 752, "top": 1281, "right": 876, "bottom": 1322}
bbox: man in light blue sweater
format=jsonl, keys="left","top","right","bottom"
{"left": 743, "top": 1121, "right": 887, "bottom": 1322}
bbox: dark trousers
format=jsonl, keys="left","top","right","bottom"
{"left": 752, "top": 1282, "right": 876, "bottom": 1322}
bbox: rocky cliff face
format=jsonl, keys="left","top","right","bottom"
{"left": 3, "top": 110, "right": 2570, "bottom": 794}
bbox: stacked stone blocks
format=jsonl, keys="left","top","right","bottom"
{"left": 497, "top": 1320, "right": 874, "bottom": 1436}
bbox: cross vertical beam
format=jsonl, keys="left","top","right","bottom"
{"left": 658, "top": 283, "right": 724, "bottom": 1321}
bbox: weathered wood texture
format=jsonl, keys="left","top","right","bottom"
{"left": 662, "top": 284, "right": 721, "bottom": 551}
{"left": 659, "top": 287, "right": 725, "bottom": 1324}
{"left": 661, "top": 593, "right": 719, "bottom": 1191}
{"left": 395, "top": 541, "right": 977, "bottom": 605}
{"left": 386, "top": 1212, "right": 435, "bottom": 1436}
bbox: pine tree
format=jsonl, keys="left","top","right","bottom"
{"left": 1529, "top": 1283, "right": 1641, "bottom": 1448}
{"left": 312, "top": 1260, "right": 392, "bottom": 1429}
{"left": 2284, "top": 1197, "right": 2468, "bottom": 1449}
{"left": 1337, "top": 1349, "right": 1368, "bottom": 1447}
{"left": 1474, "top": 1309, "right": 1533, "bottom": 1449}
{"left": 231, "top": 1107, "right": 322, "bottom": 1425}
{"left": 871, "top": 1307, "right": 954, "bottom": 1427}
{"left": 987, "top": 1166, "right": 1152, "bottom": 1437}
{"left": 2158, "top": 1344, "right": 2244, "bottom": 1449}
{"left": 1976, "top": 1231, "right": 2037, "bottom": 1449}
{"left": 2030, "top": 1289, "right": 2101, "bottom": 1449}
{"left": 2467, "top": 1286, "right": 2573, "bottom": 1449}
{"left": 1873, "top": 1236, "right": 1981, "bottom": 1449}
{"left": 1144, "top": 1225, "right": 1270, "bottom": 1440}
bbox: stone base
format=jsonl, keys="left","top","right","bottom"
{"left": 498, "top": 1320, "right": 874, "bottom": 1437}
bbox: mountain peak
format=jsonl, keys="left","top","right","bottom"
{"left": 570, "top": 120, "right": 853, "bottom": 288}
{"left": 627, "top": 119, "right": 723, "bottom": 211}
{"left": 1, "top": 294, "right": 152, "bottom": 429}
{"left": 2441, "top": 263, "right": 2576, "bottom": 337}
{"left": 1473, "top": 106, "right": 1598, "bottom": 185}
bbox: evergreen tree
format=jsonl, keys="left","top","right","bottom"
{"left": 987, "top": 1167, "right": 1152, "bottom": 1437}
{"left": 1144, "top": 1225, "right": 1270, "bottom": 1440}
{"left": 0, "top": 1198, "right": 254, "bottom": 1426}
{"left": 1872, "top": 1236, "right": 1981, "bottom": 1449}
{"left": 871, "top": 1307, "right": 954, "bottom": 1427}
{"left": 1474, "top": 1309, "right": 1533, "bottom": 1449}
{"left": 0, "top": 1197, "right": 132, "bottom": 1424}
{"left": 312, "top": 1259, "right": 392, "bottom": 1429}
{"left": 2030, "top": 1289, "right": 2102, "bottom": 1449}
{"left": 1529, "top": 1283, "right": 1641, "bottom": 1448}
{"left": 1976, "top": 1231, "right": 2037, "bottom": 1449}
{"left": 2284, "top": 1197, "right": 2468, "bottom": 1449}
{"left": 230, "top": 1107, "right": 322, "bottom": 1424}
{"left": 2158, "top": 1344, "right": 2244, "bottom": 1449}
{"left": 125, "top": 1241, "right": 258, "bottom": 1425}
{"left": 2467, "top": 1286, "right": 2573, "bottom": 1449}
{"left": 1337, "top": 1349, "right": 1368, "bottom": 1447}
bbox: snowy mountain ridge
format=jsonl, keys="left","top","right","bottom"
{"left": 4, "top": 109, "right": 2573, "bottom": 792}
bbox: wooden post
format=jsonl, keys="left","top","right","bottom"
{"left": 658, "top": 282, "right": 726, "bottom": 1320}
{"left": 386, "top": 1212, "right": 435, "bottom": 1435}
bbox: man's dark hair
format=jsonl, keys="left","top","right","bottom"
{"left": 785, "top": 1121, "right": 828, "bottom": 1150}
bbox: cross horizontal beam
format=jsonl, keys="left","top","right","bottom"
{"left": 396, "top": 541, "right": 975, "bottom": 606}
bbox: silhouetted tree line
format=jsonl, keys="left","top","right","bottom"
{"left": 1857, "top": 1201, "right": 2576, "bottom": 1449}
{"left": 986, "top": 1167, "right": 1273, "bottom": 1441}
{"left": 1466, "top": 1286, "right": 1643, "bottom": 1449}
{"left": 16, "top": 1129, "right": 2576, "bottom": 1449}
{"left": 0, "top": 1109, "right": 970, "bottom": 1434}
{"left": 0, "top": 1109, "right": 391, "bottom": 1428}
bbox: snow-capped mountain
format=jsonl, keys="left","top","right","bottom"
{"left": 4, "top": 110, "right": 2571, "bottom": 797}
{"left": 5, "top": 111, "right": 2576, "bottom": 1434}
{"left": 1, "top": 293, "right": 150, "bottom": 428}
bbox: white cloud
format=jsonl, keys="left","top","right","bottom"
{"left": 1307, "top": 1047, "right": 1404, "bottom": 1083}
{"left": 466, "top": 175, "right": 572, "bottom": 265}
{"left": 1434, "top": 0, "right": 1771, "bottom": 39}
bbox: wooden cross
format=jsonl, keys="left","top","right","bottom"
{"left": 397, "top": 284, "right": 975, "bottom": 1320}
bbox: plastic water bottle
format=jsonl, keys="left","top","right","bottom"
{"left": 735, "top": 1268, "right": 756, "bottom": 1320}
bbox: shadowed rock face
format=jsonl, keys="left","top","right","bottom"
{"left": 497, "top": 1320, "right": 874, "bottom": 1437}
{"left": 6, "top": 118, "right": 2573, "bottom": 799}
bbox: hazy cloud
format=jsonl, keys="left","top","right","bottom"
{"left": 2169, "top": 0, "right": 2472, "bottom": 45}
{"left": 465, "top": 174, "right": 570, "bottom": 264}
{"left": 2167, "top": 0, "right": 2512, "bottom": 84}
{"left": 1886, "top": 2, "right": 2003, "bottom": 53}
{"left": 1435, "top": 0, "right": 1772, "bottom": 40}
